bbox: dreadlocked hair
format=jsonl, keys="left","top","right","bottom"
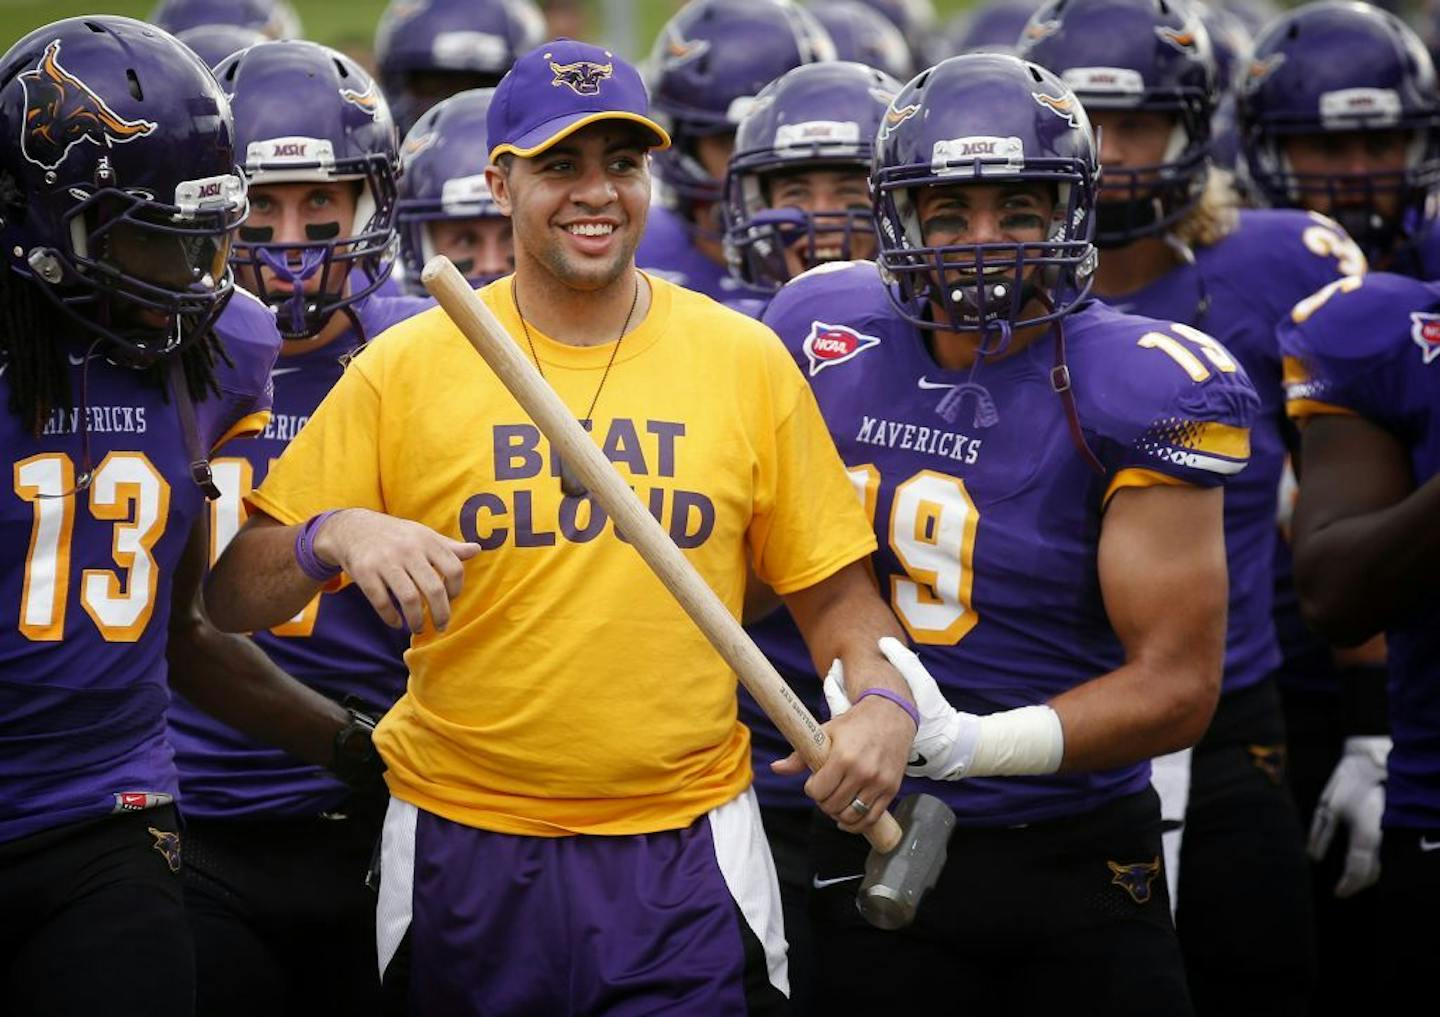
{"left": 0, "top": 266, "right": 235, "bottom": 437}
{"left": 0, "top": 270, "right": 71, "bottom": 436}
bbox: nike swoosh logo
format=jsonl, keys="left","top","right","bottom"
{"left": 68, "top": 353, "right": 87, "bottom": 366}
{"left": 916, "top": 376, "right": 957, "bottom": 390}
{"left": 1421, "top": 836, "right": 1440, "bottom": 852}
{"left": 811, "top": 873, "right": 864, "bottom": 890}
{"left": 270, "top": 366, "right": 303, "bottom": 377}
{"left": 908, "top": 752, "right": 928, "bottom": 768}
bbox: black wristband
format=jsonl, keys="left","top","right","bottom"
{"left": 331, "top": 703, "right": 386, "bottom": 789}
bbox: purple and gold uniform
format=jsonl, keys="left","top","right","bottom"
{"left": 168, "top": 292, "right": 431, "bottom": 820}
{"left": 1281, "top": 270, "right": 1440, "bottom": 831}
{"left": 752, "top": 261, "right": 1258, "bottom": 825}
{"left": 1107, "top": 208, "right": 1365, "bottom": 699}
{"left": 0, "top": 289, "right": 279, "bottom": 845}
{"left": 637, "top": 205, "right": 768, "bottom": 311}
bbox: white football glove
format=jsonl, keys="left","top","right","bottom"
{"left": 1308, "top": 736, "right": 1390, "bottom": 899}
{"left": 823, "top": 637, "right": 980, "bottom": 780}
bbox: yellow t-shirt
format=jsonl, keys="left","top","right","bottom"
{"left": 247, "top": 274, "right": 876, "bottom": 835}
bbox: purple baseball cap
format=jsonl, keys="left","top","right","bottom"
{"left": 487, "top": 38, "right": 671, "bottom": 161}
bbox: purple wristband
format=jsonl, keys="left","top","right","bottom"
{"left": 294, "top": 510, "right": 342, "bottom": 582}
{"left": 857, "top": 687, "right": 920, "bottom": 730}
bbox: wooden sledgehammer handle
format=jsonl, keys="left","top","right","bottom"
{"left": 422, "top": 257, "right": 902, "bottom": 854}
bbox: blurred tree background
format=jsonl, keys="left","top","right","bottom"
{"left": 0, "top": 1, "right": 978, "bottom": 69}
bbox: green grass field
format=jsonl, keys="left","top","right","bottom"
{"left": 0, "top": 1, "right": 978, "bottom": 68}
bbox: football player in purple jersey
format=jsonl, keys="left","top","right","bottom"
{"left": 723, "top": 58, "right": 898, "bottom": 1015}
{"left": 753, "top": 52, "right": 1257, "bottom": 1014}
{"left": 167, "top": 39, "right": 432, "bottom": 1017}
{"left": 931, "top": 0, "right": 1042, "bottom": 58}
{"left": 1019, "top": 1, "right": 1377, "bottom": 1010}
{"left": 1239, "top": 2, "right": 1440, "bottom": 274}
{"left": 396, "top": 89, "right": 515, "bottom": 293}
{"left": 1281, "top": 269, "right": 1440, "bottom": 1014}
{"left": 840, "top": 0, "right": 938, "bottom": 68}
{"left": 1236, "top": 5, "right": 1440, "bottom": 1010}
{"left": 0, "top": 17, "right": 362, "bottom": 1017}
{"left": 808, "top": 1, "right": 915, "bottom": 81}
{"left": 639, "top": 0, "right": 835, "bottom": 311}
{"left": 373, "top": 0, "right": 545, "bottom": 136}
{"left": 174, "top": 23, "right": 267, "bottom": 70}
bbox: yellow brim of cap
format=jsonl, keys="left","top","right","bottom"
{"left": 488, "top": 111, "right": 672, "bottom": 163}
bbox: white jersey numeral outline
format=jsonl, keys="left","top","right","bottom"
{"left": 15, "top": 451, "right": 170, "bottom": 643}
{"left": 847, "top": 464, "right": 980, "bottom": 645}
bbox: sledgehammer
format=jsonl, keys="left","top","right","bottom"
{"left": 423, "top": 257, "right": 953, "bottom": 930}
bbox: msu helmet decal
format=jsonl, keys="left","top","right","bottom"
{"left": 18, "top": 39, "right": 157, "bottom": 171}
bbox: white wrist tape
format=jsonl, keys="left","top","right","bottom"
{"left": 967, "top": 705, "right": 1065, "bottom": 778}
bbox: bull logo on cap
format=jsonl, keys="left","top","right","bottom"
{"left": 550, "top": 58, "right": 613, "bottom": 96}
{"left": 18, "top": 39, "right": 157, "bottom": 171}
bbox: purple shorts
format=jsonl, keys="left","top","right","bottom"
{"left": 376, "top": 790, "right": 788, "bottom": 1016}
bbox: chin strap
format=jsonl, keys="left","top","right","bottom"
{"left": 257, "top": 247, "right": 327, "bottom": 336}
{"left": 168, "top": 356, "right": 221, "bottom": 500}
{"left": 1049, "top": 316, "right": 1106, "bottom": 477}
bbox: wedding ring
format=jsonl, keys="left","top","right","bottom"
{"left": 849, "top": 796, "right": 871, "bottom": 816}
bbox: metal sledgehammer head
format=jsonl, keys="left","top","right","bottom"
{"left": 856, "top": 794, "right": 956, "bottom": 930}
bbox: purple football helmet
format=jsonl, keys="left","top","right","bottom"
{"left": 809, "top": 1, "right": 914, "bottom": 80}
{"left": 175, "top": 24, "right": 267, "bottom": 70}
{"left": 1218, "top": 0, "right": 1281, "bottom": 36}
{"left": 724, "top": 61, "right": 900, "bottom": 290}
{"left": 149, "top": 0, "right": 302, "bottom": 39}
{"left": 847, "top": 0, "right": 938, "bottom": 67}
{"left": 396, "top": 89, "right": 508, "bottom": 289}
{"left": 1018, "top": 0, "right": 1217, "bottom": 248}
{"left": 934, "top": 0, "right": 1042, "bottom": 59}
{"left": 1238, "top": 1, "right": 1440, "bottom": 262}
{"left": 647, "top": 0, "right": 836, "bottom": 219}
{"left": 0, "top": 16, "right": 246, "bottom": 365}
{"left": 871, "top": 53, "right": 1099, "bottom": 334}
{"left": 217, "top": 40, "right": 400, "bottom": 339}
{"left": 374, "top": 0, "right": 545, "bottom": 135}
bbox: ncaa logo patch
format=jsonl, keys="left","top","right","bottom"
{"left": 803, "top": 321, "right": 881, "bottom": 377}
{"left": 1411, "top": 311, "right": 1440, "bottom": 364}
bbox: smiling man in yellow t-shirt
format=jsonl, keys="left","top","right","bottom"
{"left": 204, "top": 38, "right": 918, "bottom": 1017}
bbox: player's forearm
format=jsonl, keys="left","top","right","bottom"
{"left": 1295, "top": 471, "right": 1440, "bottom": 645}
{"left": 1049, "top": 652, "right": 1222, "bottom": 770}
{"left": 783, "top": 559, "right": 909, "bottom": 702}
{"left": 206, "top": 515, "right": 324, "bottom": 632}
{"left": 167, "top": 614, "right": 349, "bottom": 768}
